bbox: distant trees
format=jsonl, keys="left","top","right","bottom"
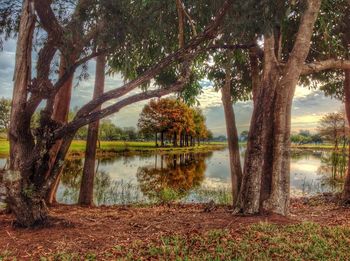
{"left": 0, "top": 98, "right": 10, "bottom": 134}
{"left": 290, "top": 130, "right": 323, "bottom": 145}
{"left": 138, "top": 98, "right": 210, "bottom": 147}
{"left": 239, "top": 131, "right": 249, "bottom": 142}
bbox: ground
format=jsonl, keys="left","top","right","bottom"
{"left": 1, "top": 195, "right": 350, "bottom": 260}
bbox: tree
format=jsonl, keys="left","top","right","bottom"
{"left": 3, "top": 0, "right": 231, "bottom": 226}
{"left": 0, "top": 98, "right": 10, "bottom": 134}
{"left": 79, "top": 54, "right": 106, "bottom": 206}
{"left": 236, "top": 0, "right": 322, "bottom": 215}
{"left": 289, "top": 0, "right": 350, "bottom": 202}
{"left": 240, "top": 131, "right": 249, "bottom": 142}
{"left": 138, "top": 98, "right": 206, "bottom": 147}
{"left": 207, "top": 49, "right": 252, "bottom": 205}
{"left": 318, "top": 112, "right": 347, "bottom": 149}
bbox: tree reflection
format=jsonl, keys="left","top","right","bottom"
{"left": 137, "top": 152, "right": 209, "bottom": 203}
{"left": 59, "top": 159, "right": 83, "bottom": 203}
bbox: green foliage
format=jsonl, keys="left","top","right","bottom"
{"left": 239, "top": 130, "right": 249, "bottom": 142}
{"left": 207, "top": 50, "right": 252, "bottom": 103}
{"left": 299, "top": 0, "right": 350, "bottom": 100}
{"left": 0, "top": 97, "right": 10, "bottom": 133}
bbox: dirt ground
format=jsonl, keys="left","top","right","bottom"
{"left": 1, "top": 195, "right": 350, "bottom": 259}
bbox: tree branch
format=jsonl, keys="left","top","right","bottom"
{"left": 34, "top": 0, "right": 65, "bottom": 39}
{"left": 301, "top": 59, "right": 350, "bottom": 75}
{"left": 178, "top": 0, "right": 197, "bottom": 36}
{"left": 206, "top": 43, "right": 256, "bottom": 51}
{"left": 72, "top": 0, "right": 232, "bottom": 119}
{"left": 54, "top": 77, "right": 189, "bottom": 139}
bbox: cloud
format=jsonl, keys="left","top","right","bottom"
{"left": 0, "top": 39, "right": 343, "bottom": 136}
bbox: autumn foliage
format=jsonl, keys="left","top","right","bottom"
{"left": 138, "top": 98, "right": 209, "bottom": 147}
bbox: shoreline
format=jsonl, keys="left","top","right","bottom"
{"left": 0, "top": 140, "right": 227, "bottom": 158}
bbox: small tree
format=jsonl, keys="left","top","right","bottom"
{"left": 318, "top": 112, "right": 348, "bottom": 149}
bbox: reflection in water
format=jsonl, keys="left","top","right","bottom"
{"left": 0, "top": 148, "right": 345, "bottom": 206}
{"left": 289, "top": 150, "right": 343, "bottom": 195}
{"left": 319, "top": 151, "right": 347, "bottom": 180}
{"left": 57, "top": 152, "right": 210, "bottom": 205}
{"left": 137, "top": 153, "right": 208, "bottom": 203}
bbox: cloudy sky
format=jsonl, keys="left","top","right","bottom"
{"left": 0, "top": 39, "right": 343, "bottom": 136}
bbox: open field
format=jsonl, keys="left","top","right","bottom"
{"left": 0, "top": 195, "right": 349, "bottom": 260}
{"left": 0, "top": 139, "right": 227, "bottom": 157}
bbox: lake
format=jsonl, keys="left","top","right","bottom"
{"left": 0, "top": 148, "right": 344, "bottom": 205}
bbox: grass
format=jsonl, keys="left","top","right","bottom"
{"left": 28, "top": 222, "right": 350, "bottom": 260}
{"left": 291, "top": 143, "right": 336, "bottom": 150}
{"left": 112, "top": 222, "right": 350, "bottom": 260}
{"left": 0, "top": 139, "right": 226, "bottom": 157}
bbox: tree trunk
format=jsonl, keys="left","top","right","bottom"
{"left": 235, "top": 0, "right": 321, "bottom": 216}
{"left": 6, "top": 180, "right": 48, "bottom": 227}
{"left": 173, "top": 132, "right": 177, "bottom": 147}
{"left": 221, "top": 70, "right": 242, "bottom": 205}
{"left": 8, "top": 0, "right": 35, "bottom": 171}
{"left": 161, "top": 131, "right": 164, "bottom": 147}
{"left": 5, "top": 0, "right": 49, "bottom": 226}
{"left": 155, "top": 133, "right": 158, "bottom": 147}
{"left": 79, "top": 54, "right": 106, "bottom": 206}
{"left": 343, "top": 70, "right": 350, "bottom": 202}
{"left": 46, "top": 54, "right": 76, "bottom": 204}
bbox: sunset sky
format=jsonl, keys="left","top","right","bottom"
{"left": 0, "top": 39, "right": 343, "bottom": 136}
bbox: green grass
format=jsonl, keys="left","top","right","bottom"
{"left": 112, "top": 222, "right": 350, "bottom": 260}
{"left": 28, "top": 222, "right": 350, "bottom": 260}
{"left": 0, "top": 139, "right": 226, "bottom": 157}
{"left": 291, "top": 143, "right": 336, "bottom": 150}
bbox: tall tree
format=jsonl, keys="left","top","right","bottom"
{"left": 4, "top": 0, "right": 231, "bottom": 226}
{"left": 236, "top": 0, "right": 322, "bottom": 215}
{"left": 207, "top": 49, "right": 252, "bottom": 205}
{"left": 79, "top": 54, "right": 106, "bottom": 206}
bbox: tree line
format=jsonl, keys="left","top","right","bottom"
{"left": 0, "top": 98, "right": 213, "bottom": 143}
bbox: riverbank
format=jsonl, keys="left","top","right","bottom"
{"left": 0, "top": 139, "right": 227, "bottom": 158}
{"left": 0, "top": 194, "right": 349, "bottom": 260}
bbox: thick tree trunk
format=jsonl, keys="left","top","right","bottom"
{"left": 235, "top": 0, "right": 321, "bottom": 215}
{"left": 221, "top": 71, "right": 242, "bottom": 205}
{"left": 8, "top": 0, "right": 35, "bottom": 171}
{"left": 343, "top": 70, "right": 350, "bottom": 202}
{"left": 46, "top": 54, "right": 75, "bottom": 204}
{"left": 79, "top": 54, "right": 106, "bottom": 206}
{"left": 6, "top": 0, "right": 49, "bottom": 226}
{"left": 6, "top": 180, "right": 48, "bottom": 227}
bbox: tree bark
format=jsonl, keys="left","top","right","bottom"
{"left": 5, "top": 0, "right": 49, "bottom": 226}
{"left": 235, "top": 0, "right": 321, "bottom": 216}
{"left": 8, "top": 0, "right": 35, "bottom": 171}
{"left": 343, "top": 70, "right": 350, "bottom": 202}
{"left": 221, "top": 70, "right": 242, "bottom": 205}
{"left": 79, "top": 54, "right": 106, "bottom": 206}
{"left": 46, "top": 54, "right": 76, "bottom": 204}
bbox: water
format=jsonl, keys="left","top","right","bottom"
{"left": 0, "top": 149, "right": 344, "bottom": 205}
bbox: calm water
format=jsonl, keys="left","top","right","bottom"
{"left": 0, "top": 148, "right": 344, "bottom": 205}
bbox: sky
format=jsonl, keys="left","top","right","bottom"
{"left": 0, "top": 39, "right": 343, "bottom": 136}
